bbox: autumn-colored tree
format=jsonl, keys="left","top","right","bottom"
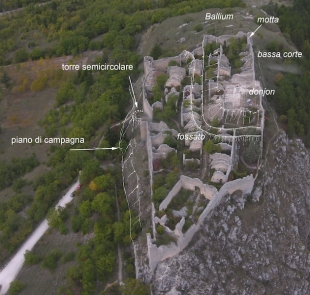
{"left": 89, "top": 181, "right": 98, "bottom": 191}
{"left": 93, "top": 174, "right": 114, "bottom": 191}
{"left": 274, "top": 73, "right": 284, "bottom": 85}
{"left": 30, "top": 76, "right": 47, "bottom": 91}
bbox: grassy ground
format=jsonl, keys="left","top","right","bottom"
{"left": 16, "top": 226, "right": 93, "bottom": 295}
{"left": 0, "top": 87, "right": 56, "bottom": 202}
{"left": 139, "top": 4, "right": 297, "bottom": 80}
{"left": 244, "top": 0, "right": 293, "bottom": 7}
{"left": 0, "top": 50, "right": 103, "bottom": 203}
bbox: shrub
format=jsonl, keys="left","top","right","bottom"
{"left": 24, "top": 250, "right": 41, "bottom": 265}
{"left": 150, "top": 44, "right": 163, "bottom": 59}
{"left": 14, "top": 48, "right": 28, "bottom": 63}
{"left": 42, "top": 249, "right": 62, "bottom": 272}
{"left": 152, "top": 187, "right": 167, "bottom": 205}
{"left": 8, "top": 280, "right": 25, "bottom": 295}
{"left": 168, "top": 60, "right": 178, "bottom": 66}
{"left": 61, "top": 251, "right": 75, "bottom": 263}
{"left": 70, "top": 215, "right": 83, "bottom": 233}
{"left": 193, "top": 24, "right": 203, "bottom": 32}
{"left": 243, "top": 142, "right": 260, "bottom": 164}
{"left": 156, "top": 225, "right": 165, "bottom": 234}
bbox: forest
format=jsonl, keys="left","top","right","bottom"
{"left": 263, "top": 0, "right": 310, "bottom": 145}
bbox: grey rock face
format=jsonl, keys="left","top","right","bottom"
{"left": 153, "top": 133, "right": 310, "bottom": 294}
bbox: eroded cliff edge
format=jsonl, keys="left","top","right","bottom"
{"left": 153, "top": 132, "right": 310, "bottom": 295}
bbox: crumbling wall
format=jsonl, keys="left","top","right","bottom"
{"left": 159, "top": 175, "right": 217, "bottom": 211}
{"left": 153, "top": 144, "right": 176, "bottom": 160}
{"left": 152, "top": 101, "right": 163, "bottom": 110}
{"left": 140, "top": 121, "right": 148, "bottom": 141}
{"left": 148, "top": 175, "right": 255, "bottom": 272}
{"left": 151, "top": 132, "right": 167, "bottom": 147}
{"left": 145, "top": 121, "right": 153, "bottom": 195}
{"left": 143, "top": 84, "right": 153, "bottom": 119}
{"left": 198, "top": 175, "right": 254, "bottom": 224}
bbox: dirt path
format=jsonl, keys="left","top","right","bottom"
{"left": 0, "top": 181, "right": 79, "bottom": 295}
{"left": 0, "top": 2, "right": 49, "bottom": 17}
{"left": 114, "top": 183, "right": 123, "bottom": 284}
{"left": 240, "top": 155, "right": 258, "bottom": 170}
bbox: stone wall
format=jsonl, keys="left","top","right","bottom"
{"left": 145, "top": 121, "right": 153, "bottom": 195}
{"left": 183, "top": 155, "right": 201, "bottom": 166}
{"left": 189, "top": 139, "right": 203, "bottom": 152}
{"left": 149, "top": 122, "right": 178, "bottom": 138}
{"left": 159, "top": 175, "right": 217, "bottom": 211}
{"left": 152, "top": 56, "right": 181, "bottom": 71}
{"left": 148, "top": 175, "right": 255, "bottom": 272}
{"left": 210, "top": 153, "right": 232, "bottom": 165}
{"left": 140, "top": 121, "right": 147, "bottom": 141}
{"left": 220, "top": 143, "right": 232, "bottom": 151}
{"left": 183, "top": 112, "right": 200, "bottom": 123}
{"left": 143, "top": 86, "right": 153, "bottom": 119}
{"left": 152, "top": 101, "right": 163, "bottom": 110}
{"left": 157, "top": 144, "right": 176, "bottom": 154}
{"left": 198, "top": 175, "right": 254, "bottom": 224}
{"left": 159, "top": 180, "right": 183, "bottom": 211}
{"left": 153, "top": 144, "right": 176, "bottom": 160}
{"left": 151, "top": 132, "right": 167, "bottom": 147}
{"left": 189, "top": 59, "right": 203, "bottom": 76}
{"left": 192, "top": 47, "right": 203, "bottom": 56}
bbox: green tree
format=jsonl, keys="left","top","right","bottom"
{"left": 112, "top": 222, "right": 124, "bottom": 244}
{"left": 42, "top": 249, "right": 62, "bottom": 272}
{"left": 243, "top": 141, "right": 260, "bottom": 164}
{"left": 0, "top": 71, "right": 11, "bottom": 88}
{"left": 55, "top": 81, "right": 75, "bottom": 106}
{"left": 165, "top": 172, "right": 178, "bottom": 189}
{"left": 93, "top": 174, "right": 114, "bottom": 191}
{"left": 156, "top": 224, "right": 165, "bottom": 234}
{"left": 61, "top": 251, "right": 75, "bottom": 263}
{"left": 287, "top": 108, "right": 296, "bottom": 138}
{"left": 193, "top": 24, "right": 203, "bottom": 32}
{"left": 24, "top": 250, "right": 41, "bottom": 265}
{"left": 96, "top": 253, "right": 116, "bottom": 281}
{"left": 120, "top": 278, "right": 148, "bottom": 295}
{"left": 80, "top": 159, "right": 102, "bottom": 185}
{"left": 152, "top": 187, "right": 167, "bottom": 205}
{"left": 94, "top": 140, "right": 110, "bottom": 160}
{"left": 150, "top": 44, "right": 163, "bottom": 59}
{"left": 79, "top": 200, "right": 92, "bottom": 218}
{"left": 14, "top": 48, "right": 28, "bottom": 63}
{"left": 8, "top": 280, "right": 26, "bottom": 295}
{"left": 211, "top": 117, "right": 219, "bottom": 127}
{"left": 91, "top": 192, "right": 114, "bottom": 215}
{"left": 163, "top": 134, "right": 177, "bottom": 148}
{"left": 47, "top": 206, "right": 69, "bottom": 229}
{"left": 81, "top": 259, "right": 96, "bottom": 295}
{"left": 204, "top": 140, "right": 214, "bottom": 154}
{"left": 70, "top": 214, "right": 83, "bottom": 233}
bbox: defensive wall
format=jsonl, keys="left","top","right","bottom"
{"left": 148, "top": 175, "right": 255, "bottom": 272}
{"left": 143, "top": 50, "right": 197, "bottom": 119}
{"left": 159, "top": 175, "right": 217, "bottom": 211}
{"left": 183, "top": 154, "right": 201, "bottom": 166}
{"left": 143, "top": 81, "right": 153, "bottom": 119}
{"left": 144, "top": 121, "right": 154, "bottom": 196}
{"left": 202, "top": 32, "right": 247, "bottom": 47}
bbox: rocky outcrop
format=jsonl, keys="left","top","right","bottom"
{"left": 153, "top": 132, "right": 310, "bottom": 294}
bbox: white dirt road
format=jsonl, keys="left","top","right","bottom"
{"left": 0, "top": 180, "right": 79, "bottom": 295}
